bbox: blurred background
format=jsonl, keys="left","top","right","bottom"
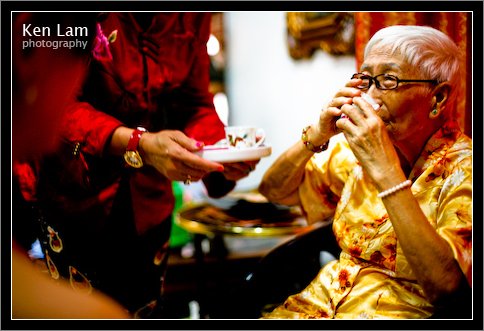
{"left": 213, "top": 12, "right": 356, "bottom": 191}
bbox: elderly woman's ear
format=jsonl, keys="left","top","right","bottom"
{"left": 429, "top": 82, "right": 451, "bottom": 119}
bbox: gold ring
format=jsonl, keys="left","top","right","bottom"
{"left": 184, "top": 175, "right": 192, "bottom": 185}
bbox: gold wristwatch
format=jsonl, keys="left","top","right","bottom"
{"left": 124, "top": 127, "right": 147, "bottom": 168}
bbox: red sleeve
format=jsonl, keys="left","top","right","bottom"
{"left": 59, "top": 102, "right": 123, "bottom": 157}
{"left": 182, "top": 13, "right": 225, "bottom": 145}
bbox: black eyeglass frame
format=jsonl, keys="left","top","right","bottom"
{"left": 351, "top": 73, "right": 439, "bottom": 90}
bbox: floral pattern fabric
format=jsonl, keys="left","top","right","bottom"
{"left": 263, "top": 120, "right": 472, "bottom": 319}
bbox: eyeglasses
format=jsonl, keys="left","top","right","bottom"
{"left": 351, "top": 73, "right": 438, "bottom": 90}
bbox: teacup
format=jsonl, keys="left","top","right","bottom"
{"left": 361, "top": 92, "right": 379, "bottom": 110}
{"left": 225, "top": 126, "right": 266, "bottom": 149}
{"left": 340, "top": 92, "right": 379, "bottom": 119}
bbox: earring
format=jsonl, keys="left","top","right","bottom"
{"left": 431, "top": 108, "right": 438, "bottom": 115}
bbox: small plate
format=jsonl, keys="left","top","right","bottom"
{"left": 196, "top": 144, "right": 272, "bottom": 163}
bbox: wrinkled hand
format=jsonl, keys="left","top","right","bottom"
{"left": 336, "top": 95, "right": 401, "bottom": 185}
{"left": 140, "top": 130, "right": 224, "bottom": 182}
{"left": 316, "top": 77, "right": 363, "bottom": 139}
{"left": 220, "top": 159, "right": 260, "bottom": 181}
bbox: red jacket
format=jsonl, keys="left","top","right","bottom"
{"left": 17, "top": 13, "right": 225, "bottom": 235}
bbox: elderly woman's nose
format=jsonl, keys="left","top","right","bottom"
{"left": 367, "top": 87, "right": 383, "bottom": 106}
{"left": 367, "top": 83, "right": 379, "bottom": 95}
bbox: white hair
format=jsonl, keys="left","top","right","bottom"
{"left": 364, "top": 25, "right": 462, "bottom": 108}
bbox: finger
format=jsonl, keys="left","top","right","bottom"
{"left": 246, "top": 159, "right": 260, "bottom": 168}
{"left": 231, "top": 160, "right": 259, "bottom": 168}
{"left": 171, "top": 162, "right": 209, "bottom": 182}
{"left": 335, "top": 114, "right": 357, "bottom": 136}
{"left": 326, "top": 106, "right": 344, "bottom": 118}
{"left": 353, "top": 96, "right": 378, "bottom": 118}
{"left": 176, "top": 162, "right": 208, "bottom": 180}
{"left": 163, "top": 139, "right": 224, "bottom": 173}
{"left": 179, "top": 151, "right": 224, "bottom": 173}
{"left": 220, "top": 165, "right": 250, "bottom": 180}
{"left": 345, "top": 77, "right": 364, "bottom": 88}
{"left": 341, "top": 103, "right": 366, "bottom": 126}
{"left": 166, "top": 162, "right": 202, "bottom": 182}
{"left": 335, "top": 105, "right": 362, "bottom": 127}
{"left": 335, "top": 85, "right": 362, "bottom": 97}
{"left": 224, "top": 162, "right": 252, "bottom": 174}
{"left": 170, "top": 131, "right": 205, "bottom": 152}
{"left": 328, "top": 96, "right": 353, "bottom": 108}
{"left": 329, "top": 86, "right": 362, "bottom": 110}
{"left": 231, "top": 160, "right": 260, "bottom": 171}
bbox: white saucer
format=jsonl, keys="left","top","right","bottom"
{"left": 196, "top": 144, "right": 272, "bottom": 163}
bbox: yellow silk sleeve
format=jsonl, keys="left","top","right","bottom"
{"left": 299, "top": 134, "right": 356, "bottom": 224}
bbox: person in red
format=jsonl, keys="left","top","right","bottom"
{"left": 14, "top": 12, "right": 258, "bottom": 318}
{"left": 12, "top": 12, "right": 130, "bottom": 319}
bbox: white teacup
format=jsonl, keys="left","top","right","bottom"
{"left": 361, "top": 92, "right": 379, "bottom": 110}
{"left": 225, "top": 126, "right": 266, "bottom": 149}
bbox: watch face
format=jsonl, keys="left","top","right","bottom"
{"left": 124, "top": 151, "right": 143, "bottom": 168}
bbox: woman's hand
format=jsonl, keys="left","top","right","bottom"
{"left": 220, "top": 160, "right": 260, "bottom": 181}
{"left": 312, "top": 78, "right": 363, "bottom": 144}
{"left": 335, "top": 95, "right": 403, "bottom": 190}
{"left": 259, "top": 79, "right": 363, "bottom": 205}
{"left": 139, "top": 130, "right": 224, "bottom": 182}
{"left": 201, "top": 159, "right": 260, "bottom": 198}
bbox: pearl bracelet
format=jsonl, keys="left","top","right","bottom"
{"left": 377, "top": 179, "right": 412, "bottom": 199}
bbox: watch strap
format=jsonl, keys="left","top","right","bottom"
{"left": 126, "top": 127, "right": 147, "bottom": 152}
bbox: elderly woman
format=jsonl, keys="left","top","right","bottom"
{"left": 258, "top": 25, "right": 472, "bottom": 319}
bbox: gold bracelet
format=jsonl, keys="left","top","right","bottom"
{"left": 301, "top": 125, "right": 329, "bottom": 153}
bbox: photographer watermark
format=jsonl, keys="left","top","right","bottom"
{"left": 22, "top": 23, "right": 90, "bottom": 50}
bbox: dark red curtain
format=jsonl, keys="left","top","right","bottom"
{"left": 354, "top": 12, "right": 472, "bottom": 137}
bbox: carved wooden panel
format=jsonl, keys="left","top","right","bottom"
{"left": 287, "top": 12, "right": 355, "bottom": 59}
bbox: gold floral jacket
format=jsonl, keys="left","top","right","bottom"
{"left": 264, "top": 121, "right": 472, "bottom": 319}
